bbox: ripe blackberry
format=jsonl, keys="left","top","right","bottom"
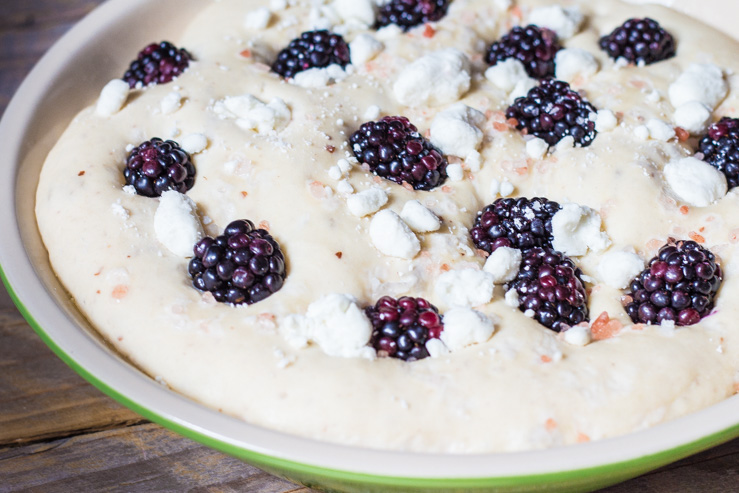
{"left": 485, "top": 25, "right": 561, "bottom": 79}
{"left": 624, "top": 240, "right": 722, "bottom": 326}
{"left": 122, "top": 41, "right": 192, "bottom": 89}
{"left": 366, "top": 296, "right": 443, "bottom": 361}
{"left": 123, "top": 138, "right": 195, "bottom": 197}
{"left": 271, "top": 30, "right": 351, "bottom": 78}
{"left": 349, "top": 116, "right": 447, "bottom": 190}
{"left": 506, "top": 247, "right": 589, "bottom": 332}
{"left": 188, "top": 220, "right": 287, "bottom": 305}
{"left": 375, "top": 0, "right": 450, "bottom": 31}
{"left": 698, "top": 117, "right": 739, "bottom": 189}
{"left": 599, "top": 18, "right": 675, "bottom": 65}
{"left": 470, "top": 197, "right": 561, "bottom": 254}
{"left": 506, "top": 79, "right": 597, "bottom": 147}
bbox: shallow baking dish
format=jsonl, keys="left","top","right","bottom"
{"left": 1, "top": 0, "right": 738, "bottom": 491}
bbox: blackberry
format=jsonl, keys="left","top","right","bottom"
{"left": 123, "top": 138, "right": 195, "bottom": 197}
{"left": 698, "top": 117, "right": 739, "bottom": 190}
{"left": 271, "top": 30, "right": 351, "bottom": 78}
{"left": 375, "top": 0, "right": 450, "bottom": 31}
{"left": 599, "top": 18, "right": 675, "bottom": 65}
{"left": 470, "top": 197, "right": 561, "bottom": 254}
{"left": 349, "top": 116, "right": 447, "bottom": 190}
{"left": 188, "top": 220, "right": 287, "bottom": 305}
{"left": 506, "top": 79, "right": 597, "bottom": 147}
{"left": 122, "top": 41, "right": 192, "bottom": 89}
{"left": 624, "top": 240, "right": 722, "bottom": 326}
{"left": 366, "top": 296, "right": 443, "bottom": 361}
{"left": 506, "top": 247, "right": 589, "bottom": 332}
{"left": 485, "top": 25, "right": 561, "bottom": 79}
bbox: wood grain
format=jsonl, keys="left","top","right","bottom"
{"left": 0, "top": 308, "right": 144, "bottom": 447}
{"left": 0, "top": 1, "right": 738, "bottom": 492}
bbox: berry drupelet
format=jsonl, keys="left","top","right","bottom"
{"left": 188, "top": 220, "right": 287, "bottom": 305}
{"left": 123, "top": 138, "right": 196, "bottom": 197}
{"left": 599, "top": 18, "right": 675, "bottom": 65}
{"left": 506, "top": 78, "right": 598, "bottom": 147}
{"left": 271, "top": 30, "right": 351, "bottom": 78}
{"left": 506, "top": 247, "right": 589, "bottom": 332}
{"left": 375, "top": 0, "right": 451, "bottom": 31}
{"left": 366, "top": 296, "right": 444, "bottom": 361}
{"left": 470, "top": 197, "right": 561, "bottom": 254}
{"left": 349, "top": 116, "right": 447, "bottom": 190}
{"left": 624, "top": 240, "right": 722, "bottom": 326}
{"left": 123, "top": 41, "right": 192, "bottom": 89}
{"left": 698, "top": 117, "right": 739, "bottom": 190}
{"left": 485, "top": 25, "right": 561, "bottom": 79}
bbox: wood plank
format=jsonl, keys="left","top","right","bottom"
{"left": 0, "top": 423, "right": 310, "bottom": 493}
{"left": 0, "top": 305, "right": 145, "bottom": 446}
{"left": 602, "top": 438, "right": 739, "bottom": 492}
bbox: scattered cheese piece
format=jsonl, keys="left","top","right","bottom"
{"left": 369, "top": 209, "right": 420, "bottom": 259}
{"left": 346, "top": 188, "right": 388, "bottom": 216}
{"left": 664, "top": 156, "right": 727, "bottom": 207}
{"left": 154, "top": 191, "right": 203, "bottom": 257}
{"left": 95, "top": 79, "right": 129, "bottom": 117}
{"left": 393, "top": 49, "right": 471, "bottom": 107}
{"left": 483, "top": 246, "right": 522, "bottom": 284}
{"left": 551, "top": 203, "right": 611, "bottom": 256}
{"left": 429, "top": 103, "right": 485, "bottom": 157}
{"left": 597, "top": 251, "right": 645, "bottom": 289}
{"left": 400, "top": 200, "right": 441, "bottom": 232}
{"left": 440, "top": 308, "right": 496, "bottom": 351}
{"left": 435, "top": 268, "right": 494, "bottom": 307}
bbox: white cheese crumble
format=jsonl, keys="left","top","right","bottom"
{"left": 369, "top": 209, "right": 420, "bottom": 259}
{"left": 551, "top": 203, "right": 611, "bottom": 256}
{"left": 446, "top": 163, "right": 464, "bottom": 181}
{"left": 645, "top": 119, "right": 676, "bottom": 142}
{"left": 393, "top": 49, "right": 471, "bottom": 107}
{"left": 554, "top": 48, "right": 599, "bottom": 82}
{"left": 663, "top": 156, "right": 728, "bottom": 207}
{"left": 595, "top": 109, "right": 617, "bottom": 132}
{"left": 526, "top": 137, "right": 549, "bottom": 159}
{"left": 429, "top": 103, "right": 485, "bottom": 157}
{"left": 346, "top": 188, "right": 388, "bottom": 216}
{"left": 499, "top": 180, "right": 515, "bottom": 197}
{"left": 509, "top": 78, "right": 537, "bottom": 101}
{"left": 668, "top": 63, "right": 727, "bottom": 109}
{"left": 435, "top": 268, "right": 494, "bottom": 308}
{"left": 179, "top": 133, "right": 208, "bottom": 154}
{"left": 673, "top": 101, "right": 711, "bottom": 134}
{"left": 244, "top": 7, "right": 272, "bottom": 30}
{"left": 425, "top": 338, "right": 450, "bottom": 358}
{"left": 504, "top": 288, "right": 520, "bottom": 307}
{"left": 484, "top": 58, "right": 533, "bottom": 93}
{"left": 213, "top": 94, "right": 291, "bottom": 134}
{"left": 483, "top": 246, "right": 522, "bottom": 284}
{"left": 528, "top": 5, "right": 584, "bottom": 39}
{"left": 349, "top": 33, "right": 384, "bottom": 66}
{"left": 563, "top": 325, "right": 592, "bottom": 346}
{"left": 363, "top": 105, "right": 381, "bottom": 120}
{"left": 634, "top": 125, "right": 650, "bottom": 141}
{"left": 281, "top": 294, "right": 375, "bottom": 358}
{"left": 336, "top": 179, "right": 354, "bottom": 195}
{"left": 95, "top": 79, "right": 129, "bottom": 117}
{"left": 400, "top": 200, "right": 441, "bottom": 232}
{"left": 160, "top": 91, "right": 182, "bottom": 115}
{"left": 440, "top": 308, "right": 496, "bottom": 351}
{"left": 332, "top": 0, "right": 376, "bottom": 28}
{"left": 292, "top": 64, "right": 352, "bottom": 88}
{"left": 154, "top": 191, "right": 203, "bottom": 257}
{"left": 597, "top": 251, "right": 645, "bottom": 289}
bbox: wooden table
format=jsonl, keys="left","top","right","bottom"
{"left": 1, "top": 1, "right": 737, "bottom": 491}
